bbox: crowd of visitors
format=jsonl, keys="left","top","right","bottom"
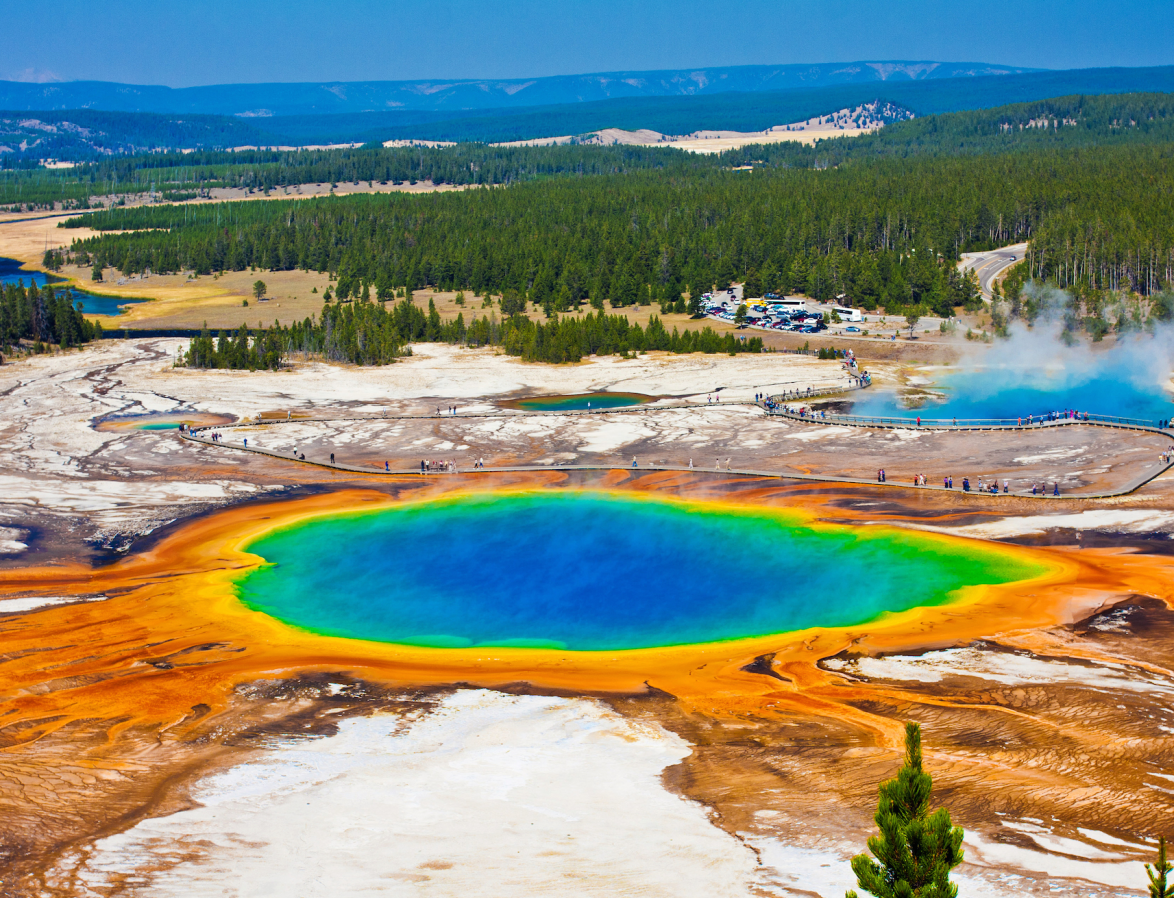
{"left": 872, "top": 468, "right": 1065, "bottom": 496}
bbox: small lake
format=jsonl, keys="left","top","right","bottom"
{"left": 0, "top": 257, "right": 148, "bottom": 317}
{"left": 504, "top": 392, "right": 654, "bottom": 412}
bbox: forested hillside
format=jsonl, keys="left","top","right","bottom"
{"left": 62, "top": 143, "right": 1174, "bottom": 315}
{"left": 8, "top": 91, "right": 1174, "bottom": 211}
{"left": 723, "top": 92, "right": 1174, "bottom": 166}
{"left": 0, "top": 110, "right": 270, "bottom": 161}
{"left": 1, "top": 65, "right": 1172, "bottom": 161}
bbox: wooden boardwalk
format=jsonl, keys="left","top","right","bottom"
{"left": 179, "top": 399, "right": 1174, "bottom": 501}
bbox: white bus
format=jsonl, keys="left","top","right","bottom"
{"left": 830, "top": 305, "right": 863, "bottom": 322}
{"left": 769, "top": 298, "right": 808, "bottom": 312}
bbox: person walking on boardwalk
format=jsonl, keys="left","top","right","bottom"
{"left": 331, "top": 452, "right": 335, "bottom": 464}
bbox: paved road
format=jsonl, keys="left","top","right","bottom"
{"left": 959, "top": 243, "right": 1028, "bottom": 299}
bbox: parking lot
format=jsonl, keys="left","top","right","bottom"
{"left": 700, "top": 287, "right": 949, "bottom": 342}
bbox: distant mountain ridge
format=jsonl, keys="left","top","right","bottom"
{"left": 0, "top": 61, "right": 1039, "bottom": 117}
{"left": 7, "top": 65, "right": 1174, "bottom": 160}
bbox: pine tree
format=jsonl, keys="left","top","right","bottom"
{"left": 847, "top": 722, "right": 964, "bottom": 898}
{"left": 1148, "top": 836, "right": 1173, "bottom": 898}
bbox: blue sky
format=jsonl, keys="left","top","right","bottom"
{"left": 6, "top": 0, "right": 1173, "bottom": 86}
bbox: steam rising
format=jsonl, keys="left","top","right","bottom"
{"left": 854, "top": 285, "right": 1174, "bottom": 421}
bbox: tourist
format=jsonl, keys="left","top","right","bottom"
{"left": 330, "top": 452, "right": 335, "bottom": 464}
{"left": 385, "top": 461, "right": 389, "bottom": 472}
{"left": 689, "top": 459, "right": 694, "bottom": 469}
{"left": 962, "top": 477, "right": 970, "bottom": 492}
{"left": 1003, "top": 479, "right": 1009, "bottom": 493}
{"left": 243, "top": 438, "right": 247, "bottom": 447}
{"left": 420, "top": 459, "right": 426, "bottom": 474}
{"left": 1053, "top": 482, "right": 1060, "bottom": 496}
{"left": 632, "top": 457, "right": 638, "bottom": 468}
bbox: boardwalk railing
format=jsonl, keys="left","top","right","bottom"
{"left": 764, "top": 406, "right": 1170, "bottom": 434}
{"left": 177, "top": 429, "right": 1174, "bottom": 501}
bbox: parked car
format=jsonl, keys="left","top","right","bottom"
{"left": 844, "top": 326, "right": 861, "bottom": 333}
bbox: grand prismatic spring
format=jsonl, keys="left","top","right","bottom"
{"left": 237, "top": 491, "right": 1046, "bottom": 651}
